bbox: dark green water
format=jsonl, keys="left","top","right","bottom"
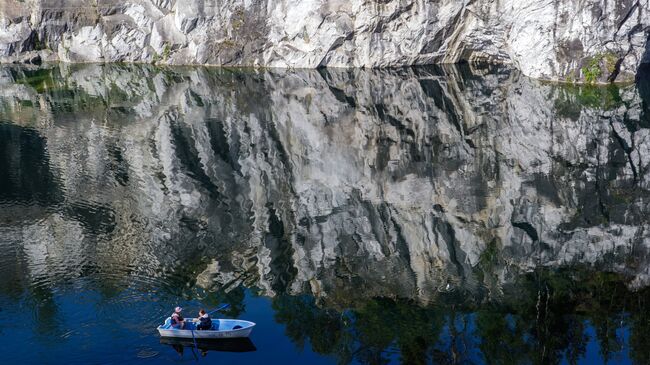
{"left": 1, "top": 63, "right": 650, "bottom": 364}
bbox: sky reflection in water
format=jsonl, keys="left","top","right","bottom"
{"left": 0, "top": 63, "right": 650, "bottom": 364}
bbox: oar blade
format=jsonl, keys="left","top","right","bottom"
{"left": 207, "top": 303, "right": 230, "bottom": 316}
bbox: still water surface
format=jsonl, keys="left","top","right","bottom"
{"left": 1, "top": 63, "right": 650, "bottom": 364}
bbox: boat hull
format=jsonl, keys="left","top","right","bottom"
{"left": 158, "top": 327, "right": 253, "bottom": 339}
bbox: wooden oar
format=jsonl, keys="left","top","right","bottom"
{"left": 207, "top": 303, "right": 230, "bottom": 316}
{"left": 190, "top": 327, "right": 199, "bottom": 361}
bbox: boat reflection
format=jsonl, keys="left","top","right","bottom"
{"left": 160, "top": 337, "right": 256, "bottom": 358}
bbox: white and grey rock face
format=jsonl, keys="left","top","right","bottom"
{"left": 1, "top": 0, "right": 649, "bottom": 83}
{"left": 1, "top": 63, "right": 650, "bottom": 304}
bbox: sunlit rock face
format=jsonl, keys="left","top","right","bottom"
{"left": 0, "top": 0, "right": 649, "bottom": 83}
{"left": 1, "top": 63, "right": 649, "bottom": 305}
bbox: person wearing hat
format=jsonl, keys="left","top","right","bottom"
{"left": 170, "top": 307, "right": 185, "bottom": 329}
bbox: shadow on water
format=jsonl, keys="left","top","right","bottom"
{"left": 270, "top": 267, "right": 650, "bottom": 364}
{"left": 0, "top": 62, "right": 650, "bottom": 363}
{"left": 160, "top": 337, "right": 257, "bottom": 359}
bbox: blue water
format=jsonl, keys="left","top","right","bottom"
{"left": 1, "top": 63, "right": 650, "bottom": 364}
{"left": 1, "top": 285, "right": 636, "bottom": 364}
{"left": 1, "top": 288, "right": 337, "bottom": 364}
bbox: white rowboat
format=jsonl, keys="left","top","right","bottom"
{"left": 157, "top": 317, "right": 255, "bottom": 339}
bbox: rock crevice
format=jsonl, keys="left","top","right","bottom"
{"left": 1, "top": 0, "right": 649, "bottom": 82}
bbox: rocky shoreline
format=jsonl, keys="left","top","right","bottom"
{"left": 1, "top": 0, "right": 649, "bottom": 84}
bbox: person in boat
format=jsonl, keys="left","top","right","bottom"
{"left": 171, "top": 306, "right": 185, "bottom": 329}
{"left": 196, "top": 309, "right": 212, "bottom": 330}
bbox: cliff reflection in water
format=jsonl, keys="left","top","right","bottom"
{"left": 1, "top": 63, "right": 650, "bottom": 364}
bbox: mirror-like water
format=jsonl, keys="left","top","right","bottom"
{"left": 1, "top": 63, "right": 650, "bottom": 364}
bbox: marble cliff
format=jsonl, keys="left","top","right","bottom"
{"left": 1, "top": 64, "right": 649, "bottom": 304}
{"left": 1, "top": 0, "right": 650, "bottom": 83}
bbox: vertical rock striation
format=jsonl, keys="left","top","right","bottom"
{"left": 0, "top": 0, "right": 649, "bottom": 83}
